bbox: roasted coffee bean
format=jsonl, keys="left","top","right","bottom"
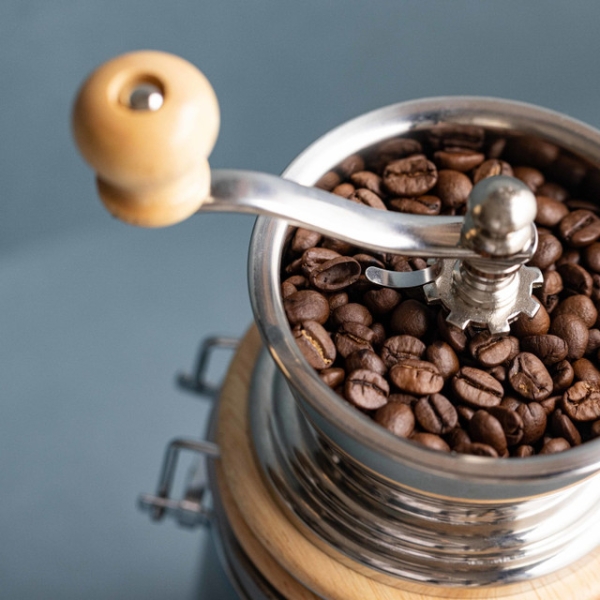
{"left": 535, "top": 196, "right": 569, "bottom": 228}
{"left": 508, "top": 352, "right": 553, "bottom": 401}
{"left": 558, "top": 209, "right": 600, "bottom": 247}
{"left": 488, "top": 406, "right": 524, "bottom": 446}
{"left": 434, "top": 148, "right": 485, "bottom": 172}
{"left": 454, "top": 442, "right": 499, "bottom": 457}
{"left": 457, "top": 404, "right": 476, "bottom": 423}
{"left": 390, "top": 299, "right": 431, "bottom": 338}
{"left": 447, "top": 427, "right": 471, "bottom": 449}
{"left": 552, "top": 295, "right": 598, "bottom": 328}
{"left": 501, "top": 396, "right": 524, "bottom": 411}
{"left": 281, "top": 280, "right": 298, "bottom": 298}
{"left": 291, "top": 228, "right": 322, "bottom": 254}
{"left": 550, "top": 409, "right": 582, "bottom": 446}
{"left": 535, "top": 269, "right": 563, "bottom": 312}
{"left": 410, "top": 432, "right": 451, "bottom": 452}
{"left": 469, "top": 410, "right": 508, "bottom": 456}
{"left": 414, "top": 394, "right": 458, "bottom": 435}
{"left": 539, "top": 395, "right": 559, "bottom": 415}
{"left": 333, "top": 303, "right": 373, "bottom": 327}
{"left": 346, "top": 349, "right": 387, "bottom": 376}
{"left": 409, "top": 257, "right": 428, "bottom": 271}
{"left": 319, "top": 367, "right": 345, "bottom": 389}
{"left": 315, "top": 170, "right": 341, "bottom": 191}
{"left": 345, "top": 369, "right": 389, "bottom": 410}
{"left": 369, "top": 138, "right": 423, "bottom": 171}
{"left": 513, "top": 445, "right": 535, "bottom": 458}
{"left": 284, "top": 290, "right": 330, "bottom": 325}
{"left": 529, "top": 233, "right": 563, "bottom": 270}
{"left": 428, "top": 123, "right": 485, "bottom": 151}
{"left": 514, "top": 166, "right": 545, "bottom": 192}
{"left": 426, "top": 340, "right": 460, "bottom": 380}
{"left": 538, "top": 181, "right": 569, "bottom": 201}
{"left": 389, "top": 195, "right": 441, "bottom": 215}
{"left": 350, "top": 171, "right": 383, "bottom": 196}
{"left": 562, "top": 381, "right": 600, "bottom": 421}
{"left": 349, "top": 188, "right": 387, "bottom": 210}
{"left": 352, "top": 252, "right": 385, "bottom": 273}
{"left": 469, "top": 331, "right": 513, "bottom": 367}
{"left": 284, "top": 274, "right": 307, "bottom": 289}
{"left": 301, "top": 247, "right": 341, "bottom": 276}
{"left": 363, "top": 287, "right": 401, "bottom": 314}
{"left": 566, "top": 198, "right": 600, "bottom": 214}
{"left": 334, "top": 322, "right": 375, "bottom": 358}
{"left": 520, "top": 335, "right": 568, "bottom": 366}
{"left": 309, "top": 256, "right": 361, "bottom": 291}
{"left": 551, "top": 359, "right": 575, "bottom": 393}
{"left": 556, "top": 249, "right": 580, "bottom": 266}
{"left": 539, "top": 438, "right": 571, "bottom": 454}
{"left": 452, "top": 367, "right": 504, "bottom": 408}
{"left": 473, "top": 159, "right": 513, "bottom": 184}
{"left": 511, "top": 298, "right": 550, "bottom": 337}
{"left": 390, "top": 359, "right": 444, "bottom": 395}
{"left": 437, "top": 311, "right": 468, "bottom": 352}
{"left": 321, "top": 237, "right": 355, "bottom": 255}
{"left": 549, "top": 313, "right": 589, "bottom": 361}
{"left": 370, "top": 322, "right": 386, "bottom": 348}
{"left": 572, "top": 358, "right": 600, "bottom": 384}
{"left": 507, "top": 337, "right": 521, "bottom": 362}
{"left": 293, "top": 321, "right": 336, "bottom": 370}
{"left": 383, "top": 156, "right": 438, "bottom": 196}
{"left": 516, "top": 402, "right": 547, "bottom": 444}
{"left": 381, "top": 335, "right": 426, "bottom": 368}
{"left": 374, "top": 401, "right": 415, "bottom": 438}
{"left": 434, "top": 170, "right": 473, "bottom": 208}
{"left": 586, "top": 329, "right": 600, "bottom": 354}
{"left": 557, "top": 263, "right": 593, "bottom": 296}
{"left": 505, "top": 136, "right": 559, "bottom": 168}
{"left": 585, "top": 242, "right": 600, "bottom": 273}
{"left": 337, "top": 154, "right": 365, "bottom": 177}
{"left": 387, "top": 255, "right": 413, "bottom": 272}
{"left": 388, "top": 393, "right": 419, "bottom": 406}
{"left": 331, "top": 182, "right": 355, "bottom": 198}
{"left": 487, "top": 365, "right": 507, "bottom": 382}
{"left": 328, "top": 292, "right": 349, "bottom": 311}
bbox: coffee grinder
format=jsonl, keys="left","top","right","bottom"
{"left": 72, "top": 51, "right": 600, "bottom": 599}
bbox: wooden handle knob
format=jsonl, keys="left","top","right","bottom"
{"left": 72, "top": 50, "right": 219, "bottom": 227}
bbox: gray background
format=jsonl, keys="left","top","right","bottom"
{"left": 2, "top": 1, "right": 600, "bottom": 599}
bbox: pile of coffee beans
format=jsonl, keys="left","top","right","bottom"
{"left": 281, "top": 124, "right": 600, "bottom": 458}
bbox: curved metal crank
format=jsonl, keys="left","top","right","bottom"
{"left": 73, "top": 52, "right": 543, "bottom": 333}
{"left": 205, "top": 170, "right": 542, "bottom": 333}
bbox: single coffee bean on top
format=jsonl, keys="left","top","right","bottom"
{"left": 285, "top": 126, "right": 600, "bottom": 458}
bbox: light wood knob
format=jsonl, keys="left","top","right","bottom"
{"left": 72, "top": 50, "right": 220, "bottom": 227}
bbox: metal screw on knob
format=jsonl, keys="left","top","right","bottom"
{"left": 424, "top": 176, "right": 543, "bottom": 334}
{"left": 128, "top": 83, "right": 164, "bottom": 111}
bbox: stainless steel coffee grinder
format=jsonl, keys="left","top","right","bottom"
{"left": 72, "top": 51, "right": 600, "bottom": 599}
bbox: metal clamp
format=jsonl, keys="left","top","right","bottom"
{"left": 139, "top": 438, "right": 220, "bottom": 528}
{"left": 177, "top": 336, "right": 239, "bottom": 397}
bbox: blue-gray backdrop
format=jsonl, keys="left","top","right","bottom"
{"left": 2, "top": 2, "right": 600, "bottom": 599}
